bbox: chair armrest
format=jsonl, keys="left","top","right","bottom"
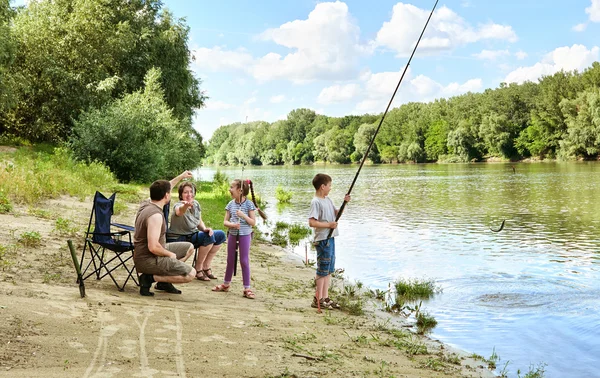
{"left": 112, "top": 223, "right": 135, "bottom": 232}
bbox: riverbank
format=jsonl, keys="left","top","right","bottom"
{"left": 0, "top": 192, "right": 497, "bottom": 377}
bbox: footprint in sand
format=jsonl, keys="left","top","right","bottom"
{"left": 118, "top": 339, "right": 138, "bottom": 359}
{"left": 243, "top": 354, "right": 258, "bottom": 366}
{"left": 68, "top": 341, "right": 90, "bottom": 354}
{"left": 218, "top": 355, "right": 233, "bottom": 367}
{"left": 200, "top": 334, "right": 236, "bottom": 345}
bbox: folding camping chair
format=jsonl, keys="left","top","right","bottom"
{"left": 79, "top": 192, "right": 137, "bottom": 291}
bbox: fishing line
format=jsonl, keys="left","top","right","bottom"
{"left": 327, "top": 0, "right": 439, "bottom": 238}
{"left": 316, "top": 0, "right": 440, "bottom": 312}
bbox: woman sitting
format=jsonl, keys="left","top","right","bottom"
{"left": 168, "top": 182, "right": 226, "bottom": 281}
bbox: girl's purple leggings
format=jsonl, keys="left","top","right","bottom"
{"left": 224, "top": 233, "right": 251, "bottom": 288}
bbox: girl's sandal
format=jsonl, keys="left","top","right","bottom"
{"left": 196, "top": 270, "right": 211, "bottom": 281}
{"left": 243, "top": 289, "right": 256, "bottom": 299}
{"left": 203, "top": 268, "right": 216, "bottom": 280}
{"left": 212, "top": 284, "right": 230, "bottom": 292}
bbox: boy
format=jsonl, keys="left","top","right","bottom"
{"left": 308, "top": 173, "right": 351, "bottom": 310}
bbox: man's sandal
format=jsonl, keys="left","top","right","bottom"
{"left": 203, "top": 268, "right": 217, "bottom": 280}
{"left": 212, "top": 284, "right": 230, "bottom": 292}
{"left": 196, "top": 270, "right": 211, "bottom": 281}
{"left": 243, "top": 289, "right": 256, "bottom": 299}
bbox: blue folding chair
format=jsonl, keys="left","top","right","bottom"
{"left": 80, "top": 192, "right": 137, "bottom": 291}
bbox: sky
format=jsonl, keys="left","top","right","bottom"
{"left": 13, "top": 0, "right": 600, "bottom": 140}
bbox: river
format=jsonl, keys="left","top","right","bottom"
{"left": 196, "top": 162, "right": 600, "bottom": 378}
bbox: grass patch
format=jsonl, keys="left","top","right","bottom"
{"left": 18, "top": 231, "right": 42, "bottom": 247}
{"left": 275, "top": 185, "right": 292, "bottom": 203}
{"left": 0, "top": 191, "right": 13, "bottom": 213}
{"left": 518, "top": 363, "right": 547, "bottom": 378}
{"left": 394, "top": 278, "right": 439, "bottom": 302}
{"left": 416, "top": 311, "right": 438, "bottom": 334}
{"left": 0, "top": 146, "right": 136, "bottom": 205}
{"left": 54, "top": 218, "right": 78, "bottom": 236}
{"left": 270, "top": 221, "right": 311, "bottom": 247}
{"left": 28, "top": 208, "right": 52, "bottom": 219}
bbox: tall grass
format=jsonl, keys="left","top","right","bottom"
{"left": 0, "top": 146, "right": 139, "bottom": 204}
{"left": 194, "top": 181, "right": 231, "bottom": 229}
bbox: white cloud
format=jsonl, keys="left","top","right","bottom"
{"left": 505, "top": 44, "right": 599, "bottom": 84}
{"left": 375, "top": 3, "right": 517, "bottom": 57}
{"left": 317, "top": 83, "right": 361, "bottom": 104}
{"left": 252, "top": 1, "right": 368, "bottom": 83}
{"left": 270, "top": 95, "right": 286, "bottom": 103}
{"left": 192, "top": 2, "right": 368, "bottom": 84}
{"left": 572, "top": 23, "right": 588, "bottom": 32}
{"left": 586, "top": 0, "right": 600, "bottom": 22}
{"left": 473, "top": 49, "right": 510, "bottom": 60}
{"left": 515, "top": 50, "right": 528, "bottom": 60}
{"left": 205, "top": 100, "right": 236, "bottom": 111}
{"left": 355, "top": 69, "right": 482, "bottom": 113}
{"left": 193, "top": 47, "right": 254, "bottom": 72}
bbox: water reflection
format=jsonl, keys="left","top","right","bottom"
{"left": 196, "top": 163, "right": 600, "bottom": 377}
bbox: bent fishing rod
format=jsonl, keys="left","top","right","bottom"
{"left": 326, "top": 0, "right": 439, "bottom": 239}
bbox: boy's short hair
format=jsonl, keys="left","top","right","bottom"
{"left": 150, "top": 180, "right": 171, "bottom": 201}
{"left": 312, "top": 173, "right": 332, "bottom": 190}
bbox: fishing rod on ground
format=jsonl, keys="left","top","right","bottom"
{"left": 315, "top": 0, "right": 440, "bottom": 313}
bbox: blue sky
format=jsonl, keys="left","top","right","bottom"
{"left": 13, "top": 0, "right": 600, "bottom": 139}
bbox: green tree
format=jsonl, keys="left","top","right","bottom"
{"left": 70, "top": 68, "right": 202, "bottom": 182}
{"left": 4, "top": 0, "right": 205, "bottom": 141}
{"left": 558, "top": 89, "right": 600, "bottom": 159}
{"left": 353, "top": 123, "right": 379, "bottom": 163}
{"left": 0, "top": 0, "right": 16, "bottom": 113}
{"left": 424, "top": 119, "right": 448, "bottom": 161}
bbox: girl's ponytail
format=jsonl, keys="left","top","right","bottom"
{"left": 248, "top": 179, "right": 267, "bottom": 220}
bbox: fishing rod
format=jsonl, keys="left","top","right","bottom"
{"left": 326, "top": 0, "right": 439, "bottom": 239}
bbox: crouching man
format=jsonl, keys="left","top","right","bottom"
{"left": 133, "top": 172, "right": 196, "bottom": 296}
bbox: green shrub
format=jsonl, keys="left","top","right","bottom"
{"left": 19, "top": 231, "right": 41, "bottom": 247}
{"left": 70, "top": 68, "right": 204, "bottom": 183}
{"left": 275, "top": 185, "right": 292, "bottom": 203}
{"left": 0, "top": 191, "right": 12, "bottom": 213}
{"left": 416, "top": 312, "right": 437, "bottom": 334}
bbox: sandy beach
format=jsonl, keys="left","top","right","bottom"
{"left": 0, "top": 194, "right": 496, "bottom": 377}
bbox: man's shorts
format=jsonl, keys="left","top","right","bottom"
{"left": 135, "top": 242, "right": 193, "bottom": 276}
{"left": 315, "top": 238, "right": 335, "bottom": 277}
{"left": 172, "top": 230, "right": 226, "bottom": 248}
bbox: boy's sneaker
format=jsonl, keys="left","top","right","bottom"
{"left": 323, "top": 298, "right": 341, "bottom": 309}
{"left": 310, "top": 297, "right": 332, "bottom": 309}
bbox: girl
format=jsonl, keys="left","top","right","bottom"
{"left": 212, "top": 179, "right": 266, "bottom": 299}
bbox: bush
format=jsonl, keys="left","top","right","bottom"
{"left": 70, "top": 68, "right": 204, "bottom": 183}
{"left": 0, "top": 191, "right": 12, "bottom": 213}
{"left": 275, "top": 185, "right": 292, "bottom": 203}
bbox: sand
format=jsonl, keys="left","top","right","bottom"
{"left": 0, "top": 194, "right": 496, "bottom": 378}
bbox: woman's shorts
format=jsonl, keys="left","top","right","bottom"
{"left": 173, "top": 229, "right": 226, "bottom": 248}
{"left": 315, "top": 238, "right": 335, "bottom": 277}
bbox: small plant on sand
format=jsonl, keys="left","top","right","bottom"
{"left": 55, "top": 218, "right": 77, "bottom": 236}
{"left": 0, "top": 191, "right": 12, "bottom": 214}
{"left": 275, "top": 185, "right": 293, "bottom": 204}
{"left": 29, "top": 208, "right": 52, "bottom": 219}
{"left": 19, "top": 231, "right": 42, "bottom": 247}
{"left": 416, "top": 311, "right": 438, "bottom": 334}
{"left": 518, "top": 363, "right": 547, "bottom": 378}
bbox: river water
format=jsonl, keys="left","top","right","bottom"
{"left": 196, "top": 163, "right": 600, "bottom": 378}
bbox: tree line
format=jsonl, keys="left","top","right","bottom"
{"left": 0, "top": 0, "right": 205, "bottom": 182}
{"left": 206, "top": 62, "right": 600, "bottom": 165}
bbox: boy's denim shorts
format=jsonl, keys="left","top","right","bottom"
{"left": 315, "top": 238, "right": 335, "bottom": 277}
